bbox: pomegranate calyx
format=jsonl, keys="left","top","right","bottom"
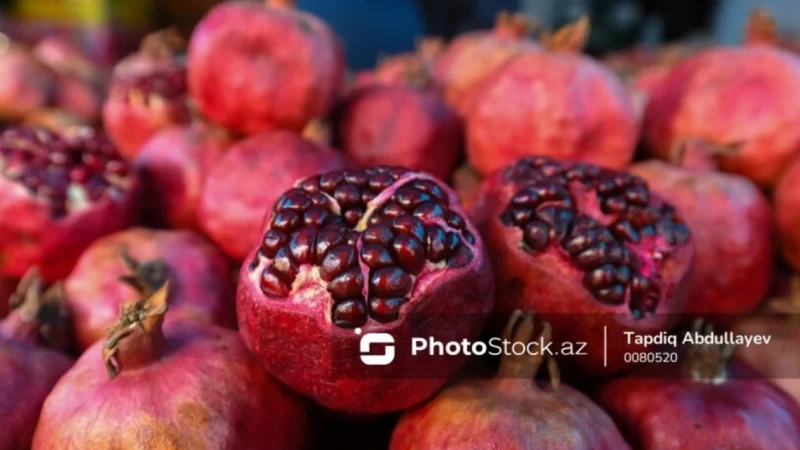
{"left": 416, "top": 37, "right": 446, "bottom": 61}
{"left": 140, "top": 28, "right": 186, "bottom": 59}
{"left": 494, "top": 11, "right": 535, "bottom": 39}
{"left": 683, "top": 319, "right": 734, "bottom": 384}
{"left": 497, "top": 310, "right": 560, "bottom": 389}
{"left": 1, "top": 268, "right": 70, "bottom": 350}
{"left": 118, "top": 250, "right": 171, "bottom": 299}
{"left": 543, "top": 15, "right": 590, "bottom": 52}
{"left": 102, "top": 280, "right": 169, "bottom": 379}
{"left": 744, "top": 7, "right": 778, "bottom": 47}
{"left": 668, "top": 138, "right": 742, "bottom": 171}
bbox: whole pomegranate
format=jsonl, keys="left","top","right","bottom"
{"left": 1, "top": 270, "right": 73, "bottom": 450}
{"left": 354, "top": 38, "right": 445, "bottom": 89}
{"left": 433, "top": 11, "right": 540, "bottom": 116}
{"left": 774, "top": 156, "right": 800, "bottom": 270}
{"left": 32, "top": 282, "right": 309, "bottom": 450}
{"left": 472, "top": 157, "right": 694, "bottom": 374}
{"left": 0, "top": 44, "right": 57, "bottom": 120}
{"left": 199, "top": 130, "right": 346, "bottom": 261}
{"left": 136, "top": 122, "right": 232, "bottom": 230}
{"left": 237, "top": 166, "right": 494, "bottom": 413}
{"left": 644, "top": 9, "right": 800, "bottom": 188}
{"left": 630, "top": 139, "right": 774, "bottom": 316}
{"left": 188, "top": 0, "right": 345, "bottom": 136}
{"left": 596, "top": 321, "right": 800, "bottom": 449}
{"left": 0, "top": 126, "right": 141, "bottom": 281}
{"left": 337, "top": 85, "right": 462, "bottom": 181}
{"left": 390, "top": 312, "right": 630, "bottom": 449}
{"left": 103, "top": 29, "right": 190, "bottom": 159}
{"left": 467, "top": 18, "right": 638, "bottom": 175}
{"left": 64, "top": 228, "right": 235, "bottom": 351}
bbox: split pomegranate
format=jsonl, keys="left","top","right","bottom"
{"left": 433, "top": 11, "right": 540, "bottom": 116}
{"left": 643, "top": 9, "right": 800, "bottom": 188}
{"left": 103, "top": 29, "right": 190, "bottom": 159}
{"left": 0, "top": 126, "right": 141, "bottom": 281}
{"left": 188, "top": 0, "right": 345, "bottom": 136}
{"left": 32, "top": 282, "right": 310, "bottom": 449}
{"left": 0, "top": 44, "right": 57, "bottom": 120}
{"left": 354, "top": 38, "right": 445, "bottom": 89}
{"left": 630, "top": 139, "right": 774, "bottom": 316}
{"left": 596, "top": 321, "right": 800, "bottom": 449}
{"left": 136, "top": 122, "right": 232, "bottom": 230}
{"left": 390, "top": 312, "right": 630, "bottom": 449}
{"left": 466, "top": 18, "right": 638, "bottom": 175}
{"left": 774, "top": 156, "right": 800, "bottom": 270}
{"left": 199, "top": 130, "right": 346, "bottom": 261}
{"left": 237, "top": 166, "right": 494, "bottom": 413}
{"left": 337, "top": 84, "right": 462, "bottom": 181}
{"left": 1, "top": 270, "right": 73, "bottom": 450}
{"left": 64, "top": 228, "right": 235, "bottom": 351}
{"left": 472, "top": 157, "right": 694, "bottom": 373}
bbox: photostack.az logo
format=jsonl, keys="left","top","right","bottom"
{"left": 357, "top": 328, "right": 395, "bottom": 366}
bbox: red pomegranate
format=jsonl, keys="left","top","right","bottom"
{"left": 32, "top": 282, "right": 310, "bottom": 450}
{"left": 644, "top": 9, "right": 800, "bottom": 188}
{"left": 596, "top": 321, "right": 800, "bottom": 449}
{"left": 103, "top": 29, "right": 190, "bottom": 160}
{"left": 199, "top": 130, "right": 346, "bottom": 261}
{"left": 188, "top": 0, "right": 345, "bottom": 136}
{"left": 472, "top": 157, "right": 694, "bottom": 374}
{"left": 337, "top": 84, "right": 462, "bottom": 181}
{"left": 774, "top": 156, "right": 800, "bottom": 270}
{"left": 630, "top": 139, "right": 774, "bottom": 316}
{"left": 32, "top": 36, "right": 98, "bottom": 82}
{"left": 0, "top": 126, "right": 141, "bottom": 282}
{"left": 0, "top": 44, "right": 57, "bottom": 120}
{"left": 467, "top": 18, "right": 638, "bottom": 175}
{"left": 354, "top": 38, "right": 445, "bottom": 89}
{"left": 135, "top": 122, "right": 232, "bottom": 230}
{"left": 0, "top": 271, "right": 73, "bottom": 450}
{"left": 433, "top": 11, "right": 540, "bottom": 116}
{"left": 390, "top": 312, "right": 630, "bottom": 449}
{"left": 237, "top": 166, "right": 494, "bottom": 413}
{"left": 64, "top": 228, "right": 235, "bottom": 351}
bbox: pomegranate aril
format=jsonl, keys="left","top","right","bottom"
{"left": 446, "top": 212, "right": 465, "bottom": 229}
{"left": 383, "top": 202, "right": 406, "bottom": 218}
{"left": 289, "top": 228, "right": 317, "bottom": 264}
{"left": 361, "top": 244, "right": 395, "bottom": 269}
{"left": 511, "top": 187, "right": 540, "bottom": 206}
{"left": 392, "top": 234, "right": 426, "bottom": 274}
{"left": 411, "top": 180, "right": 445, "bottom": 200}
{"left": 523, "top": 221, "right": 550, "bottom": 251}
{"left": 361, "top": 190, "right": 377, "bottom": 203}
{"left": 370, "top": 267, "right": 412, "bottom": 297}
{"left": 392, "top": 216, "right": 426, "bottom": 242}
{"left": 368, "top": 172, "right": 395, "bottom": 191}
{"left": 344, "top": 170, "right": 368, "bottom": 186}
{"left": 343, "top": 208, "right": 364, "bottom": 226}
{"left": 278, "top": 192, "right": 312, "bottom": 211}
{"left": 333, "top": 183, "right": 361, "bottom": 207}
{"left": 585, "top": 264, "right": 616, "bottom": 287}
{"left": 463, "top": 231, "right": 476, "bottom": 245}
{"left": 303, "top": 207, "right": 330, "bottom": 228}
{"left": 299, "top": 176, "right": 321, "bottom": 192}
{"left": 262, "top": 230, "right": 289, "bottom": 258}
{"left": 611, "top": 220, "right": 639, "bottom": 243}
{"left": 328, "top": 267, "right": 364, "bottom": 300}
{"left": 624, "top": 184, "right": 649, "bottom": 205}
{"left": 575, "top": 243, "right": 607, "bottom": 269}
{"left": 315, "top": 229, "right": 344, "bottom": 263}
{"left": 320, "top": 245, "right": 357, "bottom": 281}
{"left": 414, "top": 201, "right": 447, "bottom": 221}
{"left": 601, "top": 196, "right": 627, "bottom": 214}
{"left": 261, "top": 269, "right": 290, "bottom": 298}
{"left": 272, "top": 247, "right": 299, "bottom": 282}
{"left": 332, "top": 299, "right": 367, "bottom": 328}
{"left": 425, "top": 225, "right": 448, "bottom": 262}
{"left": 448, "top": 245, "right": 473, "bottom": 268}
{"left": 445, "top": 232, "right": 461, "bottom": 253}
{"left": 319, "top": 171, "right": 344, "bottom": 192}
{"left": 595, "top": 285, "right": 626, "bottom": 305}
{"left": 272, "top": 210, "right": 301, "bottom": 232}
{"left": 369, "top": 297, "right": 406, "bottom": 322}
{"left": 363, "top": 225, "right": 394, "bottom": 246}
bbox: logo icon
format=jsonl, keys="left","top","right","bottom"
{"left": 357, "top": 328, "right": 395, "bottom": 366}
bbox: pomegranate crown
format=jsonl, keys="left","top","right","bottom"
{"left": 498, "top": 310, "right": 560, "bottom": 389}
{"left": 1, "top": 268, "right": 71, "bottom": 350}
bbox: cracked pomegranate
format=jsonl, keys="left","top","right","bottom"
{"left": 472, "top": 157, "right": 693, "bottom": 373}
{"left": 0, "top": 126, "right": 141, "bottom": 281}
{"left": 354, "top": 38, "right": 444, "bottom": 89}
{"left": 0, "top": 44, "right": 57, "bottom": 120}
{"left": 774, "top": 156, "right": 800, "bottom": 270}
{"left": 237, "top": 166, "right": 494, "bottom": 413}
{"left": 189, "top": 0, "right": 345, "bottom": 136}
{"left": 64, "top": 228, "right": 235, "bottom": 351}
{"left": 631, "top": 139, "right": 773, "bottom": 316}
{"left": 390, "top": 312, "right": 630, "bottom": 449}
{"left": 199, "top": 130, "right": 346, "bottom": 261}
{"left": 103, "top": 29, "right": 190, "bottom": 159}
{"left": 467, "top": 18, "right": 637, "bottom": 175}
{"left": 596, "top": 321, "right": 800, "bottom": 449}
{"left": 33, "top": 282, "right": 309, "bottom": 450}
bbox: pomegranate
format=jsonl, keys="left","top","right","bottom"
{"left": 390, "top": 312, "right": 630, "bottom": 449}
{"left": 630, "top": 139, "right": 774, "bottom": 316}
{"left": 237, "top": 165, "right": 494, "bottom": 413}
{"left": 199, "top": 130, "right": 346, "bottom": 261}
{"left": 32, "top": 282, "right": 310, "bottom": 449}
{"left": 1, "top": 270, "right": 73, "bottom": 450}
{"left": 452, "top": 164, "right": 483, "bottom": 215}
{"left": 467, "top": 18, "right": 638, "bottom": 175}
{"left": 596, "top": 321, "right": 800, "bottom": 449}
{"left": 774, "top": 156, "right": 800, "bottom": 270}
{"left": 52, "top": 74, "right": 103, "bottom": 123}
{"left": 0, "top": 44, "right": 57, "bottom": 120}
{"left": 0, "top": 126, "right": 141, "bottom": 281}
{"left": 472, "top": 157, "right": 694, "bottom": 374}
{"left": 103, "top": 29, "right": 190, "bottom": 160}
{"left": 643, "top": 9, "right": 800, "bottom": 188}
{"left": 32, "top": 36, "right": 98, "bottom": 81}
{"left": 354, "top": 38, "right": 445, "bottom": 89}
{"left": 136, "top": 122, "right": 232, "bottom": 230}
{"left": 64, "top": 228, "right": 235, "bottom": 351}
{"left": 433, "top": 11, "right": 540, "bottom": 116}
{"left": 337, "top": 85, "right": 462, "bottom": 181}
{"left": 188, "top": 0, "right": 345, "bottom": 136}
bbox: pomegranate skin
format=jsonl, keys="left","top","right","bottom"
{"left": 472, "top": 157, "right": 694, "bottom": 374}
{"left": 64, "top": 228, "right": 235, "bottom": 351}
{"left": 188, "top": 1, "right": 345, "bottom": 136}
{"left": 32, "top": 320, "right": 309, "bottom": 450}
{"left": 774, "top": 157, "right": 800, "bottom": 270}
{"left": 53, "top": 74, "right": 102, "bottom": 123}
{"left": 237, "top": 167, "right": 494, "bottom": 413}
{"left": 338, "top": 86, "right": 462, "bottom": 181}
{"left": 199, "top": 130, "right": 346, "bottom": 261}
{"left": 467, "top": 51, "right": 638, "bottom": 176}
{"left": 0, "top": 45, "right": 57, "bottom": 120}
{"left": 136, "top": 123, "right": 231, "bottom": 230}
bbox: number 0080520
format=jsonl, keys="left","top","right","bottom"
{"left": 623, "top": 352, "right": 678, "bottom": 364}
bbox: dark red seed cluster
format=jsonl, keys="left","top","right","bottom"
{"left": 0, "top": 126, "right": 131, "bottom": 218}
{"left": 252, "top": 167, "right": 475, "bottom": 328}
{"left": 499, "top": 157, "right": 690, "bottom": 317}
{"left": 116, "top": 66, "right": 188, "bottom": 103}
